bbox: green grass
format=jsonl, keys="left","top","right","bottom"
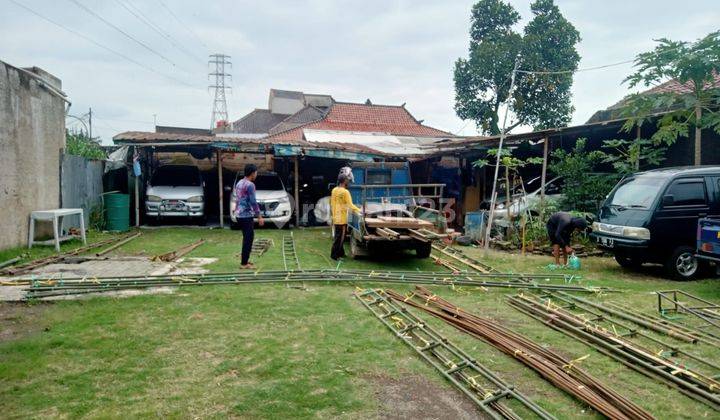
{"left": 0, "top": 227, "right": 718, "bottom": 418}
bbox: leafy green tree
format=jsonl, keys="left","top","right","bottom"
{"left": 454, "top": 0, "right": 580, "bottom": 135}
{"left": 517, "top": 0, "right": 580, "bottom": 130}
{"left": 549, "top": 139, "right": 617, "bottom": 213}
{"left": 601, "top": 138, "right": 666, "bottom": 175}
{"left": 621, "top": 30, "right": 720, "bottom": 165}
{"left": 453, "top": 0, "right": 521, "bottom": 135}
{"left": 66, "top": 131, "right": 106, "bottom": 160}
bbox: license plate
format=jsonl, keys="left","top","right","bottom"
{"left": 597, "top": 236, "right": 614, "bottom": 248}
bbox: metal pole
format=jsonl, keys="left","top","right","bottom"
{"left": 294, "top": 156, "right": 300, "bottom": 227}
{"left": 88, "top": 107, "right": 92, "bottom": 140}
{"left": 134, "top": 146, "right": 140, "bottom": 227}
{"left": 217, "top": 150, "right": 224, "bottom": 228}
{"left": 483, "top": 58, "right": 520, "bottom": 252}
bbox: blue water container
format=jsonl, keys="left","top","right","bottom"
{"left": 464, "top": 211, "right": 487, "bottom": 243}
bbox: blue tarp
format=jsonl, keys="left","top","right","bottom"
{"left": 273, "top": 145, "right": 378, "bottom": 161}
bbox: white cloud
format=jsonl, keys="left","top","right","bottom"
{"left": 2, "top": 0, "right": 719, "bottom": 143}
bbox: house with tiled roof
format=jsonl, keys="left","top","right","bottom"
{"left": 230, "top": 89, "right": 333, "bottom": 137}
{"left": 586, "top": 73, "right": 720, "bottom": 124}
{"left": 229, "top": 88, "right": 451, "bottom": 145}
{"left": 266, "top": 100, "right": 451, "bottom": 142}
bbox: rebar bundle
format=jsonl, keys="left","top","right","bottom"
{"left": 536, "top": 292, "right": 720, "bottom": 375}
{"left": 508, "top": 293, "right": 720, "bottom": 410}
{"left": 386, "top": 287, "right": 654, "bottom": 420}
{"left": 356, "top": 288, "right": 556, "bottom": 420}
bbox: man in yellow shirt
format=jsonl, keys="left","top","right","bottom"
{"left": 330, "top": 173, "right": 361, "bottom": 260}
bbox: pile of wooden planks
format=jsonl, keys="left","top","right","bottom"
{"left": 365, "top": 216, "right": 433, "bottom": 229}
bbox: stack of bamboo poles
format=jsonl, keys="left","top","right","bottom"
{"left": 386, "top": 286, "right": 655, "bottom": 420}
{"left": 0, "top": 232, "right": 142, "bottom": 276}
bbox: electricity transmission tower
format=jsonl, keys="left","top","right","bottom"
{"left": 208, "top": 53, "right": 232, "bottom": 129}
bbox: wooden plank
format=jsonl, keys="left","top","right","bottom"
{"left": 366, "top": 217, "right": 433, "bottom": 229}
{"left": 375, "top": 228, "right": 399, "bottom": 240}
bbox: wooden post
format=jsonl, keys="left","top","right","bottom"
{"left": 217, "top": 150, "right": 224, "bottom": 228}
{"left": 294, "top": 156, "right": 300, "bottom": 227}
{"left": 134, "top": 146, "right": 140, "bottom": 227}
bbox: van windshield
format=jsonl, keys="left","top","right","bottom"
{"left": 607, "top": 177, "right": 663, "bottom": 209}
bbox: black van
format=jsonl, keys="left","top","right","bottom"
{"left": 591, "top": 166, "right": 720, "bottom": 280}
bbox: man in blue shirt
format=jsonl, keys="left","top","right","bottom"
{"left": 233, "top": 164, "right": 264, "bottom": 269}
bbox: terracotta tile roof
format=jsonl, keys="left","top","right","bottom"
{"left": 587, "top": 73, "right": 720, "bottom": 123}
{"left": 267, "top": 102, "right": 451, "bottom": 141}
{"left": 644, "top": 73, "right": 720, "bottom": 95}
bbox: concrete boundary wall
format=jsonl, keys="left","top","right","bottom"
{"left": 0, "top": 61, "right": 66, "bottom": 250}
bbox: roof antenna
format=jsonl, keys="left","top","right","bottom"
{"left": 365, "top": 98, "right": 372, "bottom": 105}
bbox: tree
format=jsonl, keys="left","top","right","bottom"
{"left": 453, "top": 0, "right": 580, "bottom": 135}
{"left": 453, "top": 0, "right": 521, "bottom": 135}
{"left": 621, "top": 31, "right": 720, "bottom": 165}
{"left": 601, "top": 138, "right": 666, "bottom": 175}
{"left": 516, "top": 0, "right": 580, "bottom": 130}
{"left": 549, "top": 139, "right": 616, "bottom": 213}
{"left": 66, "top": 131, "right": 106, "bottom": 160}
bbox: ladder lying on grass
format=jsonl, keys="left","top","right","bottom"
{"left": 355, "top": 288, "right": 556, "bottom": 420}
{"left": 281, "top": 233, "right": 305, "bottom": 289}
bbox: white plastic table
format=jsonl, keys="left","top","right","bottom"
{"left": 28, "top": 208, "right": 86, "bottom": 252}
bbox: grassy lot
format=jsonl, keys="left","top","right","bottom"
{"left": 1, "top": 227, "right": 719, "bottom": 418}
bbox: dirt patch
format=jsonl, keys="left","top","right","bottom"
{"left": 367, "top": 374, "right": 484, "bottom": 419}
{"left": 0, "top": 301, "right": 50, "bottom": 342}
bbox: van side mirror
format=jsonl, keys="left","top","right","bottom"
{"left": 662, "top": 194, "right": 675, "bottom": 206}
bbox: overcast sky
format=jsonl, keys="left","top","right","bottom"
{"left": 1, "top": 0, "right": 718, "bottom": 144}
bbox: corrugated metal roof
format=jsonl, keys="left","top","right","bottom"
{"left": 303, "top": 129, "right": 449, "bottom": 156}
{"left": 231, "top": 108, "right": 290, "bottom": 134}
{"left": 113, "top": 131, "right": 216, "bottom": 143}
{"left": 268, "top": 105, "right": 326, "bottom": 135}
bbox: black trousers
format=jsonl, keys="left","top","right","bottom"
{"left": 237, "top": 217, "right": 255, "bottom": 265}
{"left": 331, "top": 224, "right": 347, "bottom": 260}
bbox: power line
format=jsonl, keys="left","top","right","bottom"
{"left": 516, "top": 37, "right": 701, "bottom": 76}
{"left": 94, "top": 115, "right": 155, "bottom": 124}
{"left": 67, "top": 0, "right": 181, "bottom": 69}
{"left": 115, "top": 0, "right": 205, "bottom": 64}
{"left": 517, "top": 59, "right": 635, "bottom": 75}
{"left": 8, "top": 0, "right": 200, "bottom": 89}
{"left": 157, "top": 0, "right": 209, "bottom": 51}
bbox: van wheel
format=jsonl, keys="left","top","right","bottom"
{"left": 664, "top": 246, "right": 699, "bottom": 280}
{"left": 614, "top": 254, "right": 642, "bottom": 269}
